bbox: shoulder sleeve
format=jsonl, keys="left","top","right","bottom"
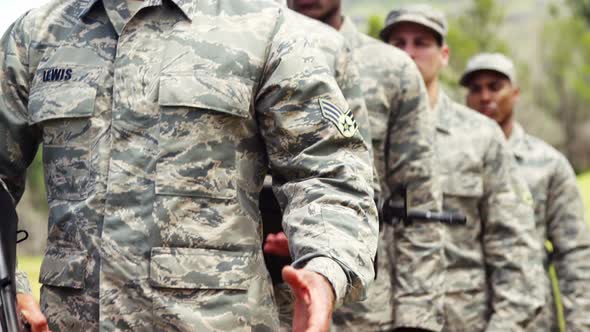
{"left": 1, "top": 12, "right": 40, "bottom": 295}
{"left": 480, "top": 125, "right": 545, "bottom": 331}
{"left": 546, "top": 152, "right": 590, "bottom": 331}
{"left": 0, "top": 12, "right": 41, "bottom": 204}
{"left": 255, "top": 9, "right": 378, "bottom": 306}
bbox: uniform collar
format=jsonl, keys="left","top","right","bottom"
{"left": 78, "top": 0, "right": 192, "bottom": 34}
{"left": 508, "top": 122, "right": 526, "bottom": 160}
{"left": 339, "top": 16, "right": 364, "bottom": 49}
{"left": 435, "top": 89, "right": 453, "bottom": 134}
{"left": 339, "top": 17, "right": 357, "bottom": 40}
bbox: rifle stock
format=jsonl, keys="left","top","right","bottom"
{"left": 0, "top": 184, "right": 22, "bottom": 332}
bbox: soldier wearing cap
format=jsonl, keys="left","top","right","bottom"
{"left": 0, "top": 0, "right": 380, "bottom": 331}
{"left": 261, "top": 0, "right": 444, "bottom": 331}
{"left": 380, "top": 5, "right": 545, "bottom": 331}
{"left": 462, "top": 53, "right": 590, "bottom": 332}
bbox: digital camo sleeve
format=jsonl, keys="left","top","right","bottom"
{"left": 482, "top": 127, "right": 544, "bottom": 331}
{"left": 0, "top": 14, "right": 40, "bottom": 295}
{"left": 547, "top": 155, "right": 590, "bottom": 332}
{"left": 254, "top": 9, "right": 378, "bottom": 306}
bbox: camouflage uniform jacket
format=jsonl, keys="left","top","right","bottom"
{"left": 332, "top": 18, "right": 443, "bottom": 332}
{"left": 0, "top": 0, "right": 379, "bottom": 330}
{"left": 509, "top": 122, "right": 590, "bottom": 332}
{"left": 435, "top": 91, "right": 545, "bottom": 332}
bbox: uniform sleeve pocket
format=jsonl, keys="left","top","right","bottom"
{"left": 39, "top": 248, "right": 87, "bottom": 289}
{"left": 149, "top": 247, "right": 255, "bottom": 290}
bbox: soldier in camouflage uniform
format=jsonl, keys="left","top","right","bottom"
{"left": 262, "top": 1, "right": 444, "bottom": 331}
{"left": 382, "top": 5, "right": 546, "bottom": 331}
{"left": 0, "top": 0, "right": 379, "bottom": 331}
{"left": 462, "top": 53, "right": 590, "bottom": 332}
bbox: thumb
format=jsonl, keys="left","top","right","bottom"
{"left": 282, "top": 266, "right": 310, "bottom": 301}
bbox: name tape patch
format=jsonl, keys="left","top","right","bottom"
{"left": 42, "top": 68, "right": 73, "bottom": 82}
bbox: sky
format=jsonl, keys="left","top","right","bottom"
{"left": 1, "top": 0, "right": 49, "bottom": 36}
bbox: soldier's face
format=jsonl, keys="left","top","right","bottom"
{"left": 290, "top": 0, "right": 340, "bottom": 21}
{"left": 387, "top": 22, "right": 448, "bottom": 86}
{"left": 465, "top": 71, "right": 520, "bottom": 126}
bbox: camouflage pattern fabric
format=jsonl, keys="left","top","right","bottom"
{"left": 0, "top": 0, "right": 379, "bottom": 330}
{"left": 256, "top": 10, "right": 375, "bottom": 331}
{"left": 509, "top": 123, "right": 590, "bottom": 332}
{"left": 332, "top": 18, "right": 443, "bottom": 332}
{"left": 435, "top": 91, "right": 545, "bottom": 331}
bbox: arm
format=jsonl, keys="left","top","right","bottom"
{"left": 1, "top": 14, "right": 41, "bottom": 296}
{"left": 481, "top": 128, "right": 545, "bottom": 331}
{"left": 547, "top": 155, "right": 590, "bottom": 332}
{"left": 332, "top": 44, "right": 379, "bottom": 200}
{"left": 1, "top": 14, "right": 50, "bottom": 332}
{"left": 384, "top": 57, "right": 444, "bottom": 331}
{"left": 255, "top": 9, "right": 378, "bottom": 307}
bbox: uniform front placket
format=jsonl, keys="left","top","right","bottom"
{"left": 99, "top": 1, "right": 165, "bottom": 329}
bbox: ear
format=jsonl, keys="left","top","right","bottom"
{"left": 513, "top": 86, "right": 521, "bottom": 102}
{"left": 441, "top": 44, "right": 450, "bottom": 67}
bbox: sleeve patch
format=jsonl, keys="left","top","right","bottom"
{"left": 319, "top": 99, "right": 358, "bottom": 138}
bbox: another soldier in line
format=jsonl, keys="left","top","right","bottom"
{"left": 264, "top": 0, "right": 444, "bottom": 331}
{"left": 462, "top": 53, "right": 590, "bottom": 332}
{"left": 381, "top": 5, "right": 545, "bottom": 331}
{"left": 0, "top": 0, "right": 379, "bottom": 331}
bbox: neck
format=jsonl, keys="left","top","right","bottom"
{"left": 426, "top": 79, "right": 440, "bottom": 110}
{"left": 501, "top": 116, "right": 514, "bottom": 138}
{"left": 322, "top": 9, "right": 343, "bottom": 30}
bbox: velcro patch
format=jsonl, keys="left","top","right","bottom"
{"left": 319, "top": 99, "right": 358, "bottom": 138}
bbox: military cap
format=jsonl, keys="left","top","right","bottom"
{"left": 380, "top": 4, "right": 447, "bottom": 43}
{"left": 460, "top": 52, "right": 517, "bottom": 86}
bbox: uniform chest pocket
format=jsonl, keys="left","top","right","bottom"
{"left": 156, "top": 73, "right": 254, "bottom": 199}
{"left": 27, "top": 65, "right": 101, "bottom": 201}
{"left": 442, "top": 173, "right": 483, "bottom": 222}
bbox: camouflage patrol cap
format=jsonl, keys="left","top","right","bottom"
{"left": 380, "top": 4, "right": 447, "bottom": 43}
{"left": 460, "top": 53, "right": 517, "bottom": 86}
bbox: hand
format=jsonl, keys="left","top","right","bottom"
{"left": 263, "top": 232, "right": 291, "bottom": 258}
{"left": 17, "top": 293, "right": 50, "bottom": 332}
{"left": 282, "top": 266, "right": 335, "bottom": 332}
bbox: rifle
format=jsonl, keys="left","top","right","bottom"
{"left": 0, "top": 183, "right": 28, "bottom": 332}
{"left": 382, "top": 187, "right": 467, "bottom": 226}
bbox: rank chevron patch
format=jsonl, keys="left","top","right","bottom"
{"left": 319, "top": 99, "right": 358, "bottom": 138}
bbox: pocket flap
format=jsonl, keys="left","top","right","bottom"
{"left": 28, "top": 66, "right": 100, "bottom": 124}
{"left": 39, "top": 248, "right": 87, "bottom": 289}
{"left": 158, "top": 74, "right": 251, "bottom": 119}
{"left": 149, "top": 247, "right": 255, "bottom": 290}
{"left": 442, "top": 174, "right": 484, "bottom": 197}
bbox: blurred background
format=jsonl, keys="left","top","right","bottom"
{"left": 4, "top": 0, "right": 589, "bottom": 329}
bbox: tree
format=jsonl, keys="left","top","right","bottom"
{"left": 566, "top": 0, "right": 590, "bottom": 25}
{"left": 443, "top": 0, "right": 510, "bottom": 90}
{"left": 366, "top": 15, "right": 384, "bottom": 39}
{"left": 536, "top": 10, "right": 590, "bottom": 170}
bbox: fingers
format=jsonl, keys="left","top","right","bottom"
{"left": 17, "top": 293, "right": 50, "bottom": 332}
{"left": 263, "top": 232, "right": 291, "bottom": 257}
